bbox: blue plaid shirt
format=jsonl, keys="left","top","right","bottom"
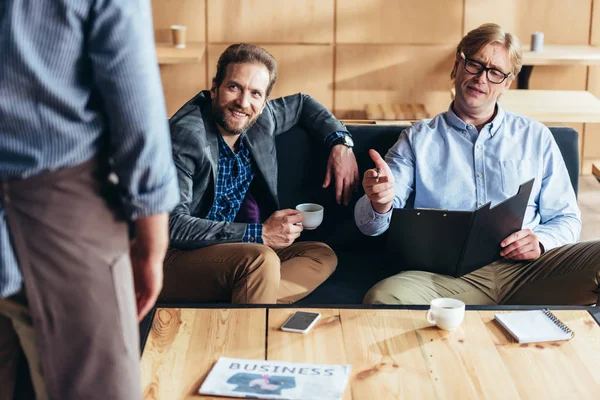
{"left": 207, "top": 131, "right": 347, "bottom": 243}
{"left": 206, "top": 133, "right": 262, "bottom": 243}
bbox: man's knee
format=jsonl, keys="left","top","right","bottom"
{"left": 246, "top": 244, "right": 281, "bottom": 282}
{"left": 363, "top": 271, "right": 451, "bottom": 305}
{"left": 293, "top": 241, "right": 338, "bottom": 277}
{"left": 363, "top": 276, "right": 418, "bottom": 305}
{"left": 363, "top": 286, "right": 400, "bottom": 305}
{"left": 310, "top": 242, "right": 337, "bottom": 277}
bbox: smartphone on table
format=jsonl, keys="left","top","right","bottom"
{"left": 280, "top": 311, "right": 321, "bottom": 334}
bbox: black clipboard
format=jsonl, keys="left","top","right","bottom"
{"left": 386, "top": 179, "right": 534, "bottom": 277}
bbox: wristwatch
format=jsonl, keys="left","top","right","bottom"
{"left": 331, "top": 134, "right": 354, "bottom": 149}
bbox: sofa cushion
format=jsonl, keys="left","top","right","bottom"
{"left": 276, "top": 124, "right": 409, "bottom": 251}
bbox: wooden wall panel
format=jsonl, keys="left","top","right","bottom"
{"left": 336, "top": 0, "right": 463, "bottom": 44}
{"left": 207, "top": 0, "right": 334, "bottom": 44}
{"left": 208, "top": 45, "right": 334, "bottom": 109}
{"left": 335, "top": 45, "right": 455, "bottom": 119}
{"left": 464, "top": 0, "right": 592, "bottom": 45}
{"left": 583, "top": 67, "right": 600, "bottom": 160}
{"left": 586, "top": 1, "right": 600, "bottom": 173}
{"left": 586, "top": 0, "right": 600, "bottom": 172}
{"left": 151, "top": 0, "right": 598, "bottom": 172}
{"left": 591, "top": 0, "right": 600, "bottom": 45}
{"left": 151, "top": 0, "right": 206, "bottom": 43}
{"left": 160, "top": 61, "right": 207, "bottom": 117}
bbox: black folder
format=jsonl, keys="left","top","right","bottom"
{"left": 386, "top": 179, "right": 534, "bottom": 277}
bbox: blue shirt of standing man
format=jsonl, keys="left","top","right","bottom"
{"left": 0, "top": 1, "right": 179, "bottom": 398}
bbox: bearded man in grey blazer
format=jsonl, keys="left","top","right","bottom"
{"left": 163, "top": 43, "right": 359, "bottom": 304}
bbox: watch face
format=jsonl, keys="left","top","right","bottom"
{"left": 344, "top": 135, "right": 354, "bottom": 147}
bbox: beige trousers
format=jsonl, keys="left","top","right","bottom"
{"left": 0, "top": 159, "right": 141, "bottom": 400}
{"left": 0, "top": 293, "right": 45, "bottom": 400}
{"left": 161, "top": 241, "right": 337, "bottom": 304}
{"left": 364, "top": 241, "right": 600, "bottom": 305}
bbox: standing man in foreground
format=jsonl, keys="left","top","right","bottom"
{"left": 356, "top": 23, "right": 600, "bottom": 305}
{"left": 164, "top": 43, "right": 359, "bottom": 304}
{"left": 0, "top": 1, "right": 179, "bottom": 399}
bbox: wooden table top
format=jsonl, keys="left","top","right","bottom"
{"left": 522, "top": 45, "right": 600, "bottom": 66}
{"left": 140, "top": 307, "right": 600, "bottom": 400}
{"left": 450, "top": 88, "right": 600, "bottom": 123}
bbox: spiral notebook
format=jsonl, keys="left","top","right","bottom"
{"left": 494, "top": 309, "right": 575, "bottom": 344}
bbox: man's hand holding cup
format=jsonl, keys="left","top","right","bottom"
{"left": 363, "top": 149, "right": 395, "bottom": 214}
{"left": 262, "top": 209, "right": 304, "bottom": 249}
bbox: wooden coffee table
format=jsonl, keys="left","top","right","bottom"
{"left": 140, "top": 306, "right": 600, "bottom": 399}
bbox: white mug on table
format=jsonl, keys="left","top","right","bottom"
{"left": 426, "top": 298, "right": 466, "bottom": 330}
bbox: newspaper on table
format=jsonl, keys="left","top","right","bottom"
{"left": 199, "top": 356, "right": 351, "bottom": 400}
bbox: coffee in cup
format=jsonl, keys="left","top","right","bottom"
{"left": 171, "top": 25, "right": 187, "bottom": 49}
{"left": 295, "top": 203, "right": 324, "bottom": 230}
{"left": 426, "top": 298, "right": 465, "bottom": 331}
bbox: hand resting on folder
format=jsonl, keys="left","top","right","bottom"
{"left": 385, "top": 179, "right": 535, "bottom": 277}
{"left": 500, "top": 228, "right": 543, "bottom": 261}
{"left": 363, "top": 149, "right": 395, "bottom": 214}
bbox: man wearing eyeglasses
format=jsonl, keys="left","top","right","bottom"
{"left": 356, "top": 23, "right": 600, "bottom": 306}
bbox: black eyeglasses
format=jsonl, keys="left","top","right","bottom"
{"left": 460, "top": 52, "right": 511, "bottom": 84}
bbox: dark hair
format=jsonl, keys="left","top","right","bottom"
{"left": 213, "top": 43, "right": 278, "bottom": 97}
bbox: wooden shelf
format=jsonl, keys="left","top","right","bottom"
{"left": 522, "top": 45, "right": 600, "bottom": 66}
{"left": 156, "top": 42, "right": 205, "bottom": 65}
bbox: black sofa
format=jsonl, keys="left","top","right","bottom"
{"left": 140, "top": 123, "right": 580, "bottom": 349}
{"left": 274, "top": 124, "right": 580, "bottom": 305}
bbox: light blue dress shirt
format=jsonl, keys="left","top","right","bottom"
{"left": 0, "top": 0, "right": 180, "bottom": 297}
{"left": 355, "top": 104, "right": 581, "bottom": 252}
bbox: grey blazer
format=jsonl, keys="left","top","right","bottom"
{"left": 168, "top": 90, "right": 348, "bottom": 250}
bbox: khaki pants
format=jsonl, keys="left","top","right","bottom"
{"left": 0, "top": 293, "right": 45, "bottom": 400}
{"left": 0, "top": 159, "right": 141, "bottom": 400}
{"left": 162, "top": 241, "right": 337, "bottom": 304}
{"left": 364, "top": 241, "right": 600, "bottom": 305}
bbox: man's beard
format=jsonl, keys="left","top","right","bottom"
{"left": 212, "top": 98, "right": 259, "bottom": 136}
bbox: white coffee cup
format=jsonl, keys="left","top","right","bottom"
{"left": 295, "top": 203, "right": 324, "bottom": 230}
{"left": 531, "top": 32, "right": 544, "bottom": 52}
{"left": 426, "top": 298, "right": 466, "bottom": 331}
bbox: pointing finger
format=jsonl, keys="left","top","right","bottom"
{"left": 368, "top": 149, "right": 386, "bottom": 169}
{"left": 368, "top": 149, "right": 392, "bottom": 178}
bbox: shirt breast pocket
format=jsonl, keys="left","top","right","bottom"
{"left": 500, "top": 159, "right": 535, "bottom": 194}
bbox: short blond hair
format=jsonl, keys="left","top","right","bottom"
{"left": 451, "top": 23, "right": 522, "bottom": 80}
